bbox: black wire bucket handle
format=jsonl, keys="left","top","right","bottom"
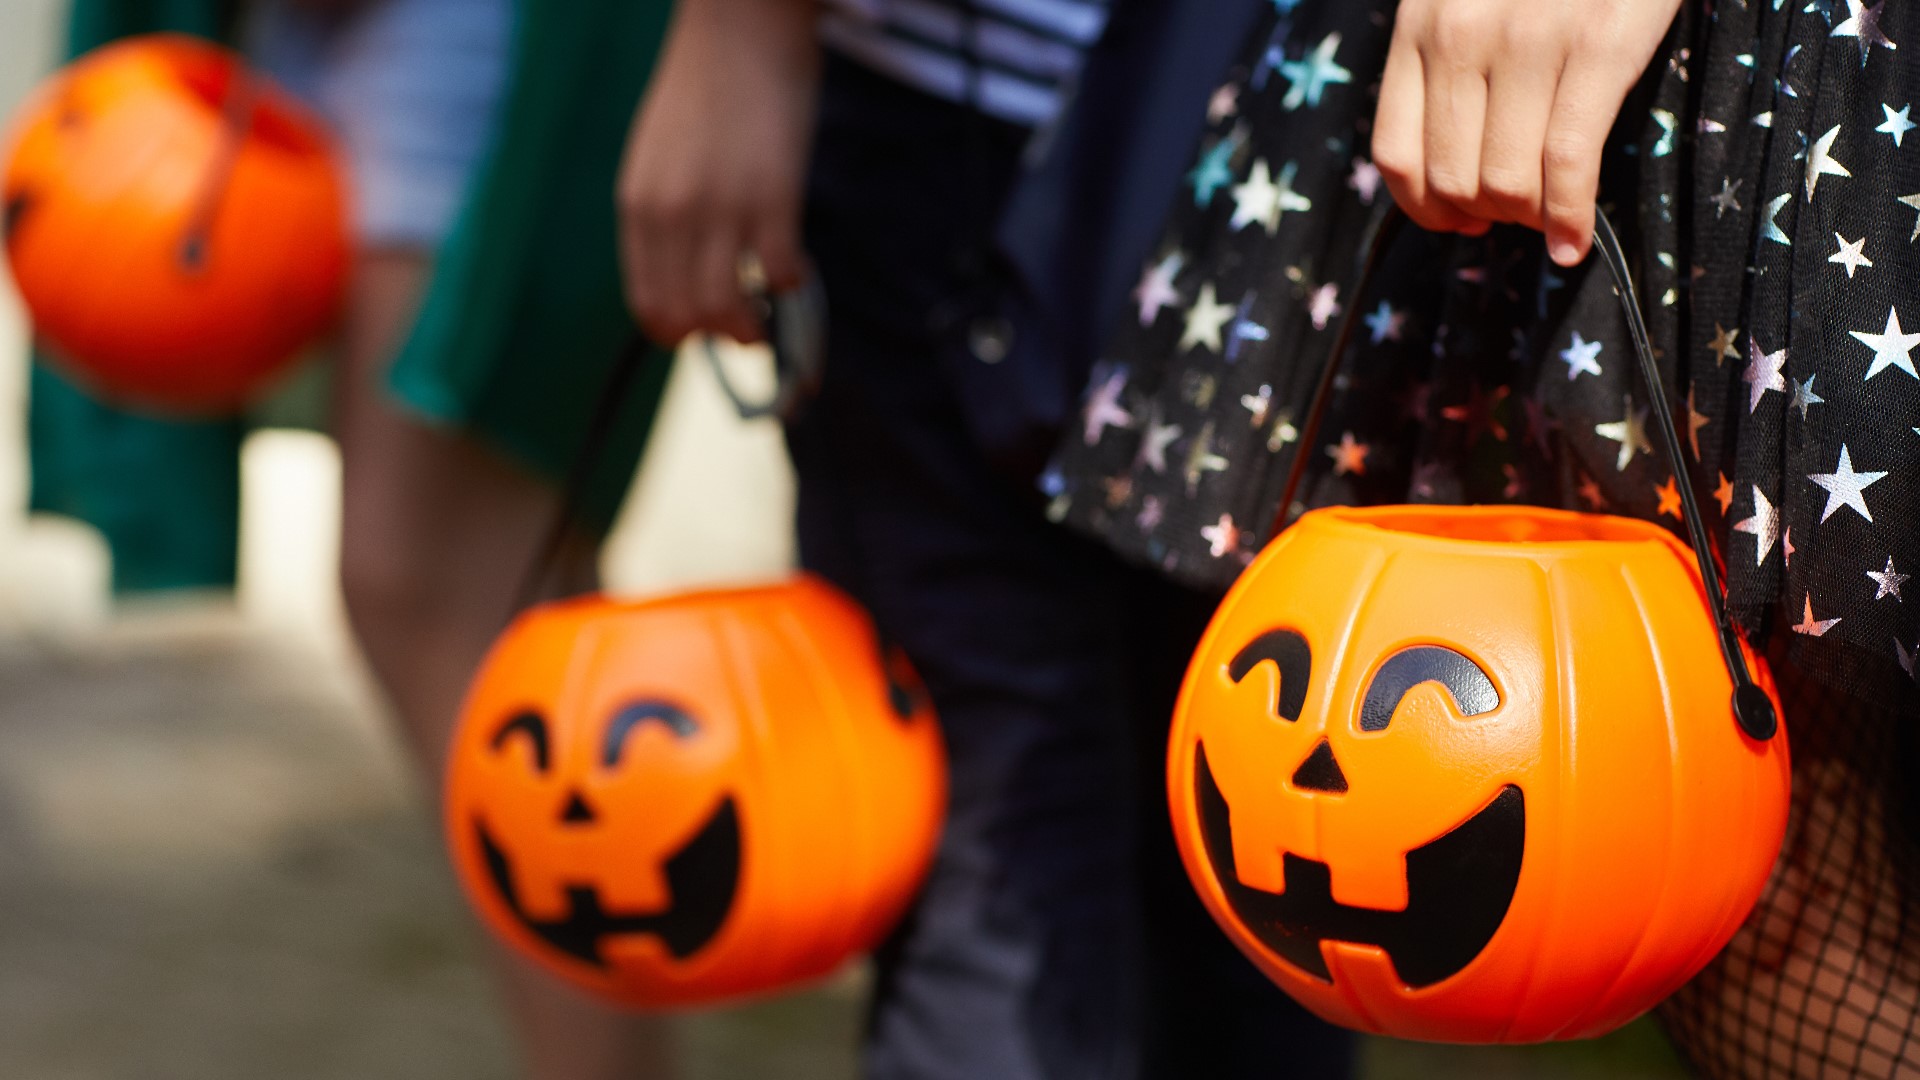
{"left": 701, "top": 276, "right": 828, "bottom": 422}
{"left": 1276, "top": 205, "right": 1778, "bottom": 743}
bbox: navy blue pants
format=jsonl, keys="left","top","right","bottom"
{"left": 790, "top": 57, "right": 1355, "bottom": 1080}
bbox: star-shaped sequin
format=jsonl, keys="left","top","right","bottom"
{"left": 1900, "top": 193, "right": 1920, "bottom": 242}
{"left": 1707, "top": 323, "right": 1741, "bottom": 366}
{"left": 1136, "top": 496, "right": 1164, "bottom": 531}
{"left": 1687, "top": 384, "right": 1711, "bottom": 458}
{"left": 1348, "top": 158, "right": 1382, "bottom": 204}
{"left": 1180, "top": 282, "right": 1234, "bottom": 353}
{"left": 1830, "top": 233, "right": 1874, "bottom": 277}
{"left": 1762, "top": 192, "right": 1794, "bottom": 245}
{"left": 1850, "top": 306, "right": 1920, "bottom": 380}
{"left": 1806, "top": 125, "right": 1852, "bottom": 199}
{"left": 1710, "top": 177, "right": 1744, "bottom": 218}
{"left": 1578, "top": 473, "right": 1608, "bottom": 510}
{"left": 1560, "top": 331, "right": 1604, "bottom": 381}
{"left": 1744, "top": 338, "right": 1788, "bottom": 412}
{"left": 1327, "top": 431, "right": 1369, "bottom": 476}
{"left": 1364, "top": 301, "right": 1406, "bottom": 344}
{"left": 1307, "top": 282, "right": 1341, "bottom": 330}
{"left": 1714, "top": 473, "right": 1735, "bottom": 515}
{"left": 1655, "top": 476, "right": 1684, "bottom": 519}
{"left": 1185, "top": 422, "right": 1230, "bottom": 494}
{"left": 1878, "top": 103, "right": 1916, "bottom": 146}
{"left": 1135, "top": 410, "right": 1182, "bottom": 473}
{"left": 1133, "top": 252, "right": 1184, "bottom": 326}
{"left": 1278, "top": 32, "right": 1352, "bottom": 109}
{"left": 1241, "top": 384, "right": 1273, "bottom": 428}
{"left": 1201, "top": 514, "right": 1241, "bottom": 558}
{"left": 1595, "top": 397, "right": 1652, "bottom": 471}
{"left": 1224, "top": 292, "right": 1270, "bottom": 363}
{"left": 1207, "top": 83, "right": 1240, "bottom": 123}
{"left": 1790, "top": 373, "right": 1825, "bottom": 419}
{"left": 1267, "top": 410, "right": 1300, "bottom": 452}
{"left": 1734, "top": 486, "right": 1779, "bottom": 564}
{"left": 1231, "top": 159, "right": 1312, "bottom": 234}
{"left": 1442, "top": 382, "right": 1510, "bottom": 445}
{"left": 1082, "top": 368, "right": 1133, "bottom": 445}
{"left": 1832, "top": 0, "right": 1896, "bottom": 66}
{"left": 1808, "top": 444, "right": 1888, "bottom": 522}
{"left": 1792, "top": 594, "right": 1842, "bottom": 636}
{"left": 1869, "top": 556, "right": 1910, "bottom": 601}
{"left": 1187, "top": 131, "right": 1241, "bottom": 208}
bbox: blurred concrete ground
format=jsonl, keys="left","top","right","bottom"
{"left": 0, "top": 2, "right": 1693, "bottom": 1076}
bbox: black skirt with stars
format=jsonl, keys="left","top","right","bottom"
{"left": 1047, "top": 0, "right": 1920, "bottom": 706}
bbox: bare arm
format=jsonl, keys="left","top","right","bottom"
{"left": 618, "top": 0, "right": 822, "bottom": 344}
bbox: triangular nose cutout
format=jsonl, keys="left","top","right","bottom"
{"left": 560, "top": 790, "right": 598, "bottom": 824}
{"left": 1291, "top": 740, "right": 1348, "bottom": 794}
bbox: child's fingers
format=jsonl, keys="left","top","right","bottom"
{"left": 1540, "top": 61, "right": 1623, "bottom": 266}
{"left": 1375, "top": 30, "right": 1488, "bottom": 235}
{"left": 1476, "top": 44, "right": 1562, "bottom": 230}
{"left": 691, "top": 222, "right": 763, "bottom": 345}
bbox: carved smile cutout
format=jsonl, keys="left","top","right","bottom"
{"left": 1194, "top": 744, "right": 1523, "bottom": 988}
{"left": 476, "top": 796, "right": 741, "bottom": 969}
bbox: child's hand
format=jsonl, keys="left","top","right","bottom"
{"left": 1371, "top": 0, "right": 1680, "bottom": 265}
{"left": 618, "top": 0, "right": 820, "bottom": 345}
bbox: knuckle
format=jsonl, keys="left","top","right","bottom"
{"left": 1542, "top": 136, "right": 1593, "bottom": 177}
{"left": 1426, "top": 165, "right": 1478, "bottom": 204}
{"left": 1478, "top": 164, "right": 1537, "bottom": 208}
{"left": 1427, "top": 5, "right": 1491, "bottom": 55}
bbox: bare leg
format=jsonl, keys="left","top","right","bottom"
{"left": 333, "top": 249, "right": 676, "bottom": 1080}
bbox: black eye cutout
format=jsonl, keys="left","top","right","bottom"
{"left": 1360, "top": 646, "right": 1500, "bottom": 732}
{"left": 491, "top": 710, "right": 551, "bottom": 773}
{"left": 603, "top": 700, "right": 700, "bottom": 768}
{"left": 1228, "top": 629, "right": 1313, "bottom": 722}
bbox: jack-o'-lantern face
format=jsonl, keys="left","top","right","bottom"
{"left": 1193, "top": 631, "right": 1522, "bottom": 989}
{"left": 1169, "top": 505, "right": 1791, "bottom": 1043}
{"left": 446, "top": 577, "right": 948, "bottom": 1010}
{"left": 473, "top": 701, "right": 739, "bottom": 969}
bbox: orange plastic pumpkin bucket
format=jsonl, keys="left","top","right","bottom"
{"left": 443, "top": 575, "right": 947, "bottom": 1009}
{"left": 1166, "top": 211, "right": 1791, "bottom": 1042}
{"left": 2, "top": 34, "right": 348, "bottom": 413}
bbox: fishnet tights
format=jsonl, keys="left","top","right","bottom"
{"left": 1661, "top": 650, "right": 1920, "bottom": 1079}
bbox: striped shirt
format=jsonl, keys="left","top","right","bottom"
{"left": 821, "top": 0, "right": 1113, "bottom": 127}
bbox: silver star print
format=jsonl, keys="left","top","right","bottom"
{"left": 1900, "top": 193, "right": 1920, "bottom": 242}
{"left": 1184, "top": 421, "right": 1230, "bottom": 495}
{"left": 1806, "top": 125, "right": 1852, "bottom": 199}
{"left": 1135, "top": 409, "right": 1182, "bottom": 473}
{"left": 1083, "top": 369, "right": 1134, "bottom": 445}
{"left": 1307, "top": 283, "right": 1341, "bottom": 330}
{"left": 1595, "top": 397, "right": 1652, "bottom": 472}
{"left": 1241, "top": 384, "right": 1273, "bottom": 428}
{"left": 1133, "top": 252, "right": 1184, "bottom": 326}
{"left": 1869, "top": 556, "right": 1910, "bottom": 601}
{"left": 1878, "top": 103, "right": 1916, "bottom": 146}
{"left": 1808, "top": 444, "right": 1888, "bottom": 522}
{"left": 1849, "top": 306, "right": 1920, "bottom": 380}
{"left": 1762, "top": 192, "right": 1794, "bottom": 245}
{"left": 1560, "top": 331, "right": 1604, "bottom": 381}
{"left": 1790, "top": 374, "right": 1825, "bottom": 419}
{"left": 1829, "top": 233, "right": 1874, "bottom": 277}
{"left": 1832, "top": 0, "right": 1896, "bottom": 66}
{"left": 1180, "top": 282, "right": 1234, "bottom": 353}
{"left": 1734, "top": 485, "right": 1780, "bottom": 565}
{"left": 1277, "top": 33, "right": 1352, "bottom": 110}
{"left": 1711, "top": 177, "right": 1743, "bottom": 218}
{"left": 1364, "top": 301, "right": 1406, "bottom": 344}
{"left": 1744, "top": 338, "right": 1789, "bottom": 412}
{"left": 1792, "top": 594, "right": 1842, "bottom": 637}
{"left": 1230, "top": 159, "right": 1311, "bottom": 234}
{"left": 1200, "top": 514, "right": 1241, "bottom": 558}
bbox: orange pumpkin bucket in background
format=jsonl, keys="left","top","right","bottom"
{"left": 1167, "top": 211, "right": 1791, "bottom": 1043}
{"left": 2, "top": 34, "right": 348, "bottom": 413}
{"left": 443, "top": 575, "right": 947, "bottom": 1009}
